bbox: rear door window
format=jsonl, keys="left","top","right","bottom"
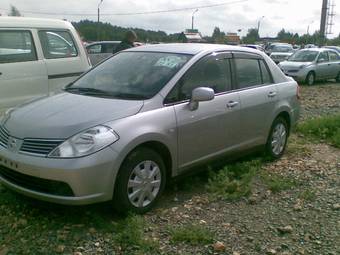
{"left": 328, "top": 51, "right": 340, "bottom": 61}
{"left": 87, "top": 44, "right": 102, "bottom": 54}
{"left": 0, "top": 30, "right": 37, "bottom": 63}
{"left": 234, "top": 58, "right": 262, "bottom": 88}
{"left": 38, "top": 30, "right": 78, "bottom": 59}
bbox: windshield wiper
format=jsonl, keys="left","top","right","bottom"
{"left": 64, "top": 87, "right": 110, "bottom": 96}
{"left": 109, "top": 93, "right": 148, "bottom": 100}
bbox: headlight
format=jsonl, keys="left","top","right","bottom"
{"left": 48, "top": 125, "right": 119, "bottom": 158}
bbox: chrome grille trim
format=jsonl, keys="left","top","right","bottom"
{"left": 20, "top": 139, "right": 64, "bottom": 156}
{"left": 0, "top": 126, "right": 9, "bottom": 148}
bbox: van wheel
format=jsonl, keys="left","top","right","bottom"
{"left": 305, "top": 72, "right": 315, "bottom": 86}
{"left": 266, "top": 117, "right": 288, "bottom": 159}
{"left": 113, "top": 147, "right": 166, "bottom": 214}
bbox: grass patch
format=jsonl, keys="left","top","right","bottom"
{"left": 206, "top": 160, "right": 261, "bottom": 201}
{"left": 169, "top": 224, "right": 214, "bottom": 245}
{"left": 260, "top": 171, "right": 298, "bottom": 193}
{"left": 297, "top": 114, "right": 340, "bottom": 148}
{"left": 298, "top": 189, "right": 316, "bottom": 201}
{"left": 114, "top": 214, "right": 159, "bottom": 254}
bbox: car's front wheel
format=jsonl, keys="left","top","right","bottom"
{"left": 305, "top": 72, "right": 315, "bottom": 86}
{"left": 113, "top": 147, "right": 166, "bottom": 214}
{"left": 266, "top": 117, "right": 289, "bottom": 159}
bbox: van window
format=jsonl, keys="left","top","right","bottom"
{"left": 234, "top": 58, "right": 262, "bottom": 88}
{"left": 38, "top": 30, "right": 78, "bottom": 59}
{"left": 165, "top": 54, "right": 232, "bottom": 103}
{"left": 0, "top": 30, "right": 37, "bottom": 64}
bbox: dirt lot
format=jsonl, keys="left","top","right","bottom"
{"left": 0, "top": 82, "right": 339, "bottom": 255}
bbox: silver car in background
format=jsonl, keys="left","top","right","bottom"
{"left": 0, "top": 44, "right": 300, "bottom": 213}
{"left": 86, "top": 41, "right": 120, "bottom": 65}
{"left": 279, "top": 48, "right": 340, "bottom": 85}
{"left": 268, "top": 43, "right": 294, "bottom": 64}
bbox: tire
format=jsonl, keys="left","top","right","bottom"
{"left": 305, "top": 72, "right": 315, "bottom": 86}
{"left": 336, "top": 72, "right": 340, "bottom": 83}
{"left": 266, "top": 117, "right": 289, "bottom": 159}
{"left": 113, "top": 147, "right": 166, "bottom": 214}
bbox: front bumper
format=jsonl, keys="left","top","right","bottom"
{"left": 0, "top": 146, "right": 119, "bottom": 205}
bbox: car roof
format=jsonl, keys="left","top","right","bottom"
{"left": 126, "top": 43, "right": 262, "bottom": 55}
{"left": 300, "top": 48, "right": 335, "bottom": 53}
{"left": 0, "top": 17, "right": 74, "bottom": 30}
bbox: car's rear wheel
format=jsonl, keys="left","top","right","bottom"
{"left": 266, "top": 117, "right": 289, "bottom": 159}
{"left": 305, "top": 72, "right": 315, "bottom": 86}
{"left": 113, "top": 147, "right": 166, "bottom": 214}
{"left": 336, "top": 72, "right": 340, "bottom": 83}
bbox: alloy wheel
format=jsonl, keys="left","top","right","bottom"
{"left": 271, "top": 123, "right": 287, "bottom": 156}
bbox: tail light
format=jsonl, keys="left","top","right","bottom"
{"left": 296, "top": 84, "right": 301, "bottom": 100}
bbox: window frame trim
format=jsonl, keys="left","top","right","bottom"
{"left": 0, "top": 29, "right": 38, "bottom": 64}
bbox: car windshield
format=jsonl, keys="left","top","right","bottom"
{"left": 272, "top": 45, "right": 293, "bottom": 52}
{"left": 288, "top": 50, "right": 318, "bottom": 62}
{"left": 66, "top": 51, "right": 192, "bottom": 100}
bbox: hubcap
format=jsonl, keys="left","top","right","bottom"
{"left": 127, "top": 160, "right": 161, "bottom": 208}
{"left": 308, "top": 74, "right": 314, "bottom": 85}
{"left": 271, "top": 123, "right": 287, "bottom": 155}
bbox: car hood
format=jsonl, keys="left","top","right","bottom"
{"left": 279, "top": 61, "right": 313, "bottom": 69}
{"left": 4, "top": 93, "right": 144, "bottom": 139}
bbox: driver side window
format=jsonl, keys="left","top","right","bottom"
{"left": 165, "top": 54, "right": 232, "bottom": 104}
{"left": 317, "top": 52, "right": 329, "bottom": 63}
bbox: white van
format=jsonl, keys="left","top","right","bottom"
{"left": 0, "top": 17, "right": 91, "bottom": 114}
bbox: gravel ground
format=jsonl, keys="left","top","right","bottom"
{"left": 0, "top": 82, "right": 339, "bottom": 255}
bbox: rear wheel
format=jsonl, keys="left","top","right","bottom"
{"left": 113, "top": 147, "right": 166, "bottom": 214}
{"left": 305, "top": 72, "right": 315, "bottom": 86}
{"left": 266, "top": 117, "right": 289, "bottom": 159}
{"left": 336, "top": 72, "right": 340, "bottom": 83}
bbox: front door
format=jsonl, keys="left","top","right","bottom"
{"left": 165, "top": 53, "right": 241, "bottom": 169}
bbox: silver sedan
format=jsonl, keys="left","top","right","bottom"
{"left": 278, "top": 48, "right": 340, "bottom": 85}
{"left": 0, "top": 44, "right": 300, "bottom": 213}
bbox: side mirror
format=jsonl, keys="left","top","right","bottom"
{"left": 189, "top": 87, "right": 215, "bottom": 111}
{"left": 318, "top": 58, "right": 326, "bottom": 63}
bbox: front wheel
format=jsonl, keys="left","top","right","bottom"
{"left": 266, "top": 117, "right": 289, "bottom": 159}
{"left": 305, "top": 72, "right": 315, "bottom": 86}
{"left": 113, "top": 147, "right": 166, "bottom": 214}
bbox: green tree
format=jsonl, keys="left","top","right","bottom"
{"left": 8, "top": 5, "right": 21, "bottom": 16}
{"left": 242, "top": 28, "right": 259, "bottom": 44}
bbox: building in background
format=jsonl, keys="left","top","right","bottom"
{"left": 225, "top": 32, "right": 240, "bottom": 45}
{"left": 179, "top": 29, "right": 205, "bottom": 43}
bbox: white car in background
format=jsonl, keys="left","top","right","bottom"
{"left": 267, "top": 44, "right": 295, "bottom": 64}
{"left": 0, "top": 17, "right": 91, "bottom": 115}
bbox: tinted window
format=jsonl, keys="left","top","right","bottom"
{"left": 317, "top": 52, "right": 329, "bottom": 62}
{"left": 234, "top": 58, "right": 262, "bottom": 88}
{"left": 259, "top": 60, "right": 272, "bottom": 84}
{"left": 39, "top": 30, "right": 78, "bottom": 59}
{"left": 165, "top": 55, "right": 232, "bottom": 103}
{"left": 0, "top": 30, "right": 37, "bottom": 64}
{"left": 328, "top": 51, "right": 339, "bottom": 61}
{"left": 103, "top": 43, "right": 118, "bottom": 53}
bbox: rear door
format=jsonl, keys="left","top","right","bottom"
{"left": 38, "top": 30, "right": 87, "bottom": 94}
{"left": 233, "top": 52, "right": 278, "bottom": 147}
{"left": 165, "top": 53, "right": 241, "bottom": 170}
{"left": 327, "top": 50, "right": 340, "bottom": 78}
{"left": 0, "top": 29, "right": 48, "bottom": 111}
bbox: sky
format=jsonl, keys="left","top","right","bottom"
{"left": 0, "top": 0, "right": 339, "bottom": 39}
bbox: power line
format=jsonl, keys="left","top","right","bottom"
{"left": 0, "top": 0, "right": 249, "bottom": 16}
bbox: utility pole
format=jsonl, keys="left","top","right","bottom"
{"left": 97, "top": 0, "right": 104, "bottom": 40}
{"left": 257, "top": 16, "right": 265, "bottom": 39}
{"left": 320, "top": 0, "right": 328, "bottom": 45}
{"left": 191, "top": 9, "right": 198, "bottom": 30}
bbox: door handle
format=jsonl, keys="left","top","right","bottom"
{"left": 226, "top": 101, "right": 239, "bottom": 108}
{"left": 268, "top": 92, "right": 277, "bottom": 98}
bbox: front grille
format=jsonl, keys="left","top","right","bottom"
{"left": 0, "top": 126, "right": 9, "bottom": 148}
{"left": 0, "top": 165, "right": 74, "bottom": 196}
{"left": 20, "top": 139, "right": 63, "bottom": 156}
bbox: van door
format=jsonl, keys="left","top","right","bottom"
{"left": 38, "top": 30, "right": 87, "bottom": 94}
{"left": 0, "top": 30, "right": 48, "bottom": 112}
